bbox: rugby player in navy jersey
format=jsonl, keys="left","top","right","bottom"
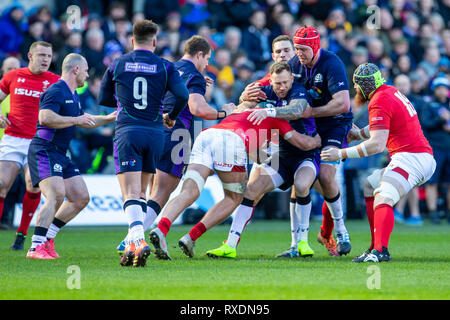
{"left": 26, "top": 53, "right": 116, "bottom": 259}
{"left": 98, "top": 20, "right": 189, "bottom": 267}
{"left": 206, "top": 62, "right": 322, "bottom": 259}
{"left": 288, "top": 26, "right": 352, "bottom": 255}
{"left": 114, "top": 35, "right": 235, "bottom": 258}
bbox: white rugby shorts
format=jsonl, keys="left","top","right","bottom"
{"left": 189, "top": 128, "right": 247, "bottom": 172}
{"left": 0, "top": 134, "right": 32, "bottom": 168}
{"left": 367, "top": 152, "right": 436, "bottom": 193}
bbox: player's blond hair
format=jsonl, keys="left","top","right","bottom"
{"left": 61, "top": 53, "right": 86, "bottom": 74}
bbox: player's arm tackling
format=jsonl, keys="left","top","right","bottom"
{"left": 321, "top": 129, "right": 388, "bottom": 161}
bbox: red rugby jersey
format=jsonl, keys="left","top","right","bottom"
{"left": 0, "top": 67, "right": 60, "bottom": 139}
{"left": 368, "top": 85, "right": 433, "bottom": 156}
{"left": 210, "top": 109, "right": 294, "bottom": 153}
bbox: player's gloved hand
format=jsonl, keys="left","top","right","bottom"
{"left": 0, "top": 113, "right": 11, "bottom": 128}
{"left": 347, "top": 123, "right": 361, "bottom": 143}
{"left": 75, "top": 113, "right": 96, "bottom": 127}
{"left": 163, "top": 113, "right": 175, "bottom": 129}
{"left": 320, "top": 147, "right": 340, "bottom": 162}
{"left": 247, "top": 109, "right": 269, "bottom": 125}
{"left": 242, "top": 83, "right": 267, "bottom": 102}
{"left": 221, "top": 103, "right": 236, "bottom": 116}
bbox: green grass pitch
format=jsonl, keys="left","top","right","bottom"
{"left": 1, "top": 220, "right": 449, "bottom": 300}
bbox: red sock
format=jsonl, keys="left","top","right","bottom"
{"left": 373, "top": 203, "right": 394, "bottom": 252}
{"left": 364, "top": 196, "right": 375, "bottom": 250}
{"left": 157, "top": 217, "right": 172, "bottom": 236}
{"left": 0, "top": 197, "right": 4, "bottom": 220}
{"left": 17, "top": 191, "right": 41, "bottom": 235}
{"left": 320, "top": 201, "right": 334, "bottom": 238}
{"left": 189, "top": 222, "right": 206, "bottom": 241}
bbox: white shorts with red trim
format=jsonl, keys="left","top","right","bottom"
{"left": 0, "top": 134, "right": 32, "bottom": 168}
{"left": 189, "top": 128, "right": 247, "bottom": 172}
{"left": 367, "top": 152, "right": 436, "bottom": 201}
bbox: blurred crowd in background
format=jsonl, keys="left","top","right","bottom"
{"left": 0, "top": 0, "right": 449, "bottom": 227}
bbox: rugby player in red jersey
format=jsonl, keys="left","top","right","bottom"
{"left": 321, "top": 63, "right": 436, "bottom": 262}
{"left": 0, "top": 41, "right": 60, "bottom": 250}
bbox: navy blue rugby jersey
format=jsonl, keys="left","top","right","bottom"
{"left": 288, "top": 49, "right": 353, "bottom": 126}
{"left": 99, "top": 49, "right": 186, "bottom": 131}
{"left": 35, "top": 79, "right": 83, "bottom": 152}
{"left": 163, "top": 58, "right": 206, "bottom": 131}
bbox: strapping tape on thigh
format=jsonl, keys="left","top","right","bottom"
{"left": 374, "top": 181, "right": 400, "bottom": 204}
{"left": 183, "top": 170, "right": 205, "bottom": 192}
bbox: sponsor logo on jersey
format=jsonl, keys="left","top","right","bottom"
{"left": 14, "top": 88, "right": 42, "bottom": 98}
{"left": 213, "top": 161, "right": 232, "bottom": 168}
{"left": 125, "top": 62, "right": 157, "bottom": 73}
{"left": 121, "top": 159, "right": 137, "bottom": 167}
{"left": 65, "top": 100, "right": 74, "bottom": 104}
{"left": 338, "top": 81, "right": 345, "bottom": 86}
{"left": 17, "top": 78, "right": 25, "bottom": 83}
{"left": 53, "top": 163, "right": 63, "bottom": 173}
{"left": 371, "top": 116, "right": 383, "bottom": 121}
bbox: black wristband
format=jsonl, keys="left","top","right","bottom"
{"left": 217, "top": 110, "right": 227, "bottom": 119}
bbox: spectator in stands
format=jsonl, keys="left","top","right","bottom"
{"left": 337, "top": 31, "right": 358, "bottom": 66}
{"left": 180, "top": 0, "right": 211, "bottom": 32}
{"left": 137, "top": 0, "right": 179, "bottom": 25}
{"left": 109, "top": 17, "right": 131, "bottom": 52}
{"left": 346, "top": 46, "right": 368, "bottom": 97}
{"left": 207, "top": 0, "right": 233, "bottom": 32}
{"left": 214, "top": 47, "right": 235, "bottom": 101}
{"left": 367, "top": 37, "right": 384, "bottom": 65}
{"left": 83, "top": 28, "right": 106, "bottom": 73}
{"left": 231, "top": 59, "right": 255, "bottom": 104}
{"left": 223, "top": 26, "right": 244, "bottom": 61}
{"left": 242, "top": 9, "right": 272, "bottom": 70}
{"left": 392, "top": 54, "right": 412, "bottom": 78}
{"left": 56, "top": 31, "right": 83, "bottom": 73}
{"left": 102, "top": 1, "right": 128, "bottom": 41}
{"left": 226, "top": 0, "right": 259, "bottom": 30}
{"left": 103, "top": 39, "right": 123, "bottom": 68}
{"left": 34, "top": 6, "right": 57, "bottom": 44}
{"left": 20, "top": 19, "right": 45, "bottom": 62}
{"left": 420, "top": 76, "right": 450, "bottom": 224}
{"left": 418, "top": 46, "right": 442, "bottom": 78}
{"left": 166, "top": 12, "right": 183, "bottom": 56}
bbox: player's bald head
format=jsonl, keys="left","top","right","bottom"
{"left": 62, "top": 53, "right": 87, "bottom": 74}
{"left": 1, "top": 56, "right": 20, "bottom": 74}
